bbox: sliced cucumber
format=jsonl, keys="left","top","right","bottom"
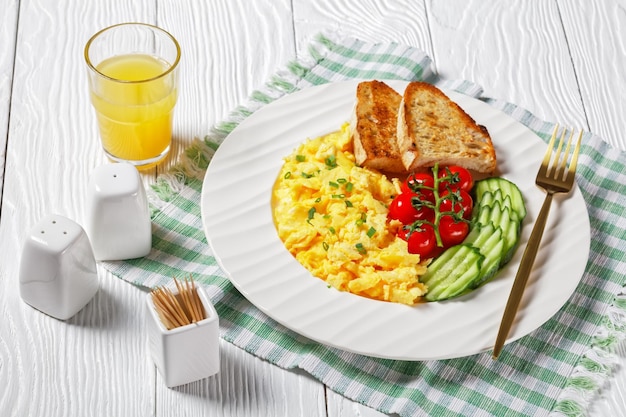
{"left": 474, "top": 201, "right": 520, "bottom": 266}
{"left": 473, "top": 189, "right": 498, "bottom": 213}
{"left": 473, "top": 189, "right": 519, "bottom": 222}
{"left": 475, "top": 202, "right": 504, "bottom": 228}
{"left": 421, "top": 177, "right": 526, "bottom": 302}
{"left": 500, "top": 216, "right": 520, "bottom": 266}
{"left": 474, "top": 177, "right": 527, "bottom": 221}
{"left": 422, "top": 244, "right": 484, "bottom": 301}
{"left": 463, "top": 223, "right": 505, "bottom": 288}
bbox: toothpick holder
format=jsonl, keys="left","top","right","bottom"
{"left": 146, "top": 286, "right": 220, "bottom": 387}
{"left": 19, "top": 214, "right": 99, "bottom": 320}
{"left": 86, "top": 163, "right": 152, "bottom": 261}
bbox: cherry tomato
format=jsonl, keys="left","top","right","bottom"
{"left": 415, "top": 204, "right": 436, "bottom": 223}
{"left": 439, "top": 190, "right": 474, "bottom": 220}
{"left": 438, "top": 215, "right": 470, "bottom": 247}
{"left": 410, "top": 196, "right": 436, "bottom": 223}
{"left": 438, "top": 165, "right": 474, "bottom": 193}
{"left": 401, "top": 172, "right": 435, "bottom": 202}
{"left": 388, "top": 192, "right": 436, "bottom": 224}
{"left": 388, "top": 192, "right": 419, "bottom": 224}
{"left": 406, "top": 223, "right": 438, "bottom": 258}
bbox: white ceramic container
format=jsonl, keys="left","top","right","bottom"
{"left": 86, "top": 163, "right": 152, "bottom": 261}
{"left": 19, "top": 214, "right": 99, "bottom": 320}
{"left": 146, "top": 286, "right": 220, "bottom": 387}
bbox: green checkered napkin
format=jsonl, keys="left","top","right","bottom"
{"left": 104, "top": 34, "right": 626, "bottom": 416}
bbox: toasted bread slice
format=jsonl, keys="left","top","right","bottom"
{"left": 396, "top": 82, "right": 497, "bottom": 174}
{"left": 351, "top": 80, "right": 406, "bottom": 173}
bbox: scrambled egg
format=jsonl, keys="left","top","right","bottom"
{"left": 272, "top": 123, "right": 428, "bottom": 305}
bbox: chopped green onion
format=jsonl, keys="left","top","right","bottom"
{"left": 307, "top": 207, "right": 316, "bottom": 220}
{"left": 325, "top": 155, "right": 337, "bottom": 169}
{"left": 355, "top": 242, "right": 366, "bottom": 255}
{"left": 345, "top": 182, "right": 354, "bottom": 193}
{"left": 366, "top": 227, "right": 376, "bottom": 238}
{"left": 332, "top": 194, "right": 346, "bottom": 199}
{"left": 296, "top": 154, "right": 306, "bottom": 162}
{"left": 315, "top": 197, "right": 322, "bottom": 203}
{"left": 323, "top": 242, "right": 329, "bottom": 251}
{"left": 329, "top": 181, "right": 339, "bottom": 188}
{"left": 301, "top": 172, "right": 314, "bottom": 179}
{"left": 329, "top": 227, "right": 336, "bottom": 234}
{"left": 345, "top": 200, "right": 353, "bottom": 207}
{"left": 337, "top": 178, "right": 347, "bottom": 184}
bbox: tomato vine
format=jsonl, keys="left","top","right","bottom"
{"left": 388, "top": 164, "right": 474, "bottom": 259}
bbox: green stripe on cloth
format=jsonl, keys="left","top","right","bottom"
{"left": 102, "top": 33, "right": 626, "bottom": 416}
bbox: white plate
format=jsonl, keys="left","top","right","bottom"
{"left": 201, "top": 80, "right": 590, "bottom": 360}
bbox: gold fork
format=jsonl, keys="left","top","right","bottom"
{"left": 492, "top": 125, "right": 582, "bottom": 359}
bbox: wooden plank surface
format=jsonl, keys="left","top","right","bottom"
{"left": 1, "top": 1, "right": 625, "bottom": 416}
{"left": 157, "top": 0, "right": 297, "bottom": 173}
{"left": 0, "top": 0, "right": 18, "bottom": 203}
{"left": 293, "top": 0, "right": 432, "bottom": 55}
{"left": 558, "top": 0, "right": 626, "bottom": 149}
{"left": 427, "top": 0, "right": 587, "bottom": 129}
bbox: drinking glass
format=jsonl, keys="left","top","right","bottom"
{"left": 85, "top": 23, "right": 181, "bottom": 170}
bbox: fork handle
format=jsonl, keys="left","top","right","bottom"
{"left": 493, "top": 191, "right": 555, "bottom": 358}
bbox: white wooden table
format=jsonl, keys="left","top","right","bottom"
{"left": 1, "top": 1, "right": 625, "bottom": 415}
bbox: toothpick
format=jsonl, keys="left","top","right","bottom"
{"left": 150, "top": 275, "right": 206, "bottom": 329}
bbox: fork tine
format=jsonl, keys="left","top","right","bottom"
{"left": 566, "top": 130, "right": 583, "bottom": 184}
{"left": 553, "top": 127, "right": 566, "bottom": 175}
{"left": 537, "top": 124, "right": 559, "bottom": 179}
{"left": 553, "top": 129, "right": 573, "bottom": 181}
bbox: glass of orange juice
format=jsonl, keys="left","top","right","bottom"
{"left": 84, "top": 23, "right": 181, "bottom": 170}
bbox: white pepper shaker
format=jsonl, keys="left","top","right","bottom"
{"left": 86, "top": 163, "right": 152, "bottom": 261}
{"left": 19, "top": 214, "right": 99, "bottom": 320}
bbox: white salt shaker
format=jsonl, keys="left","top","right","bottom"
{"left": 146, "top": 286, "right": 220, "bottom": 387}
{"left": 19, "top": 214, "right": 99, "bottom": 320}
{"left": 86, "top": 163, "right": 152, "bottom": 261}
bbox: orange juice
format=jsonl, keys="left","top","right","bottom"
{"left": 89, "top": 53, "right": 178, "bottom": 168}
